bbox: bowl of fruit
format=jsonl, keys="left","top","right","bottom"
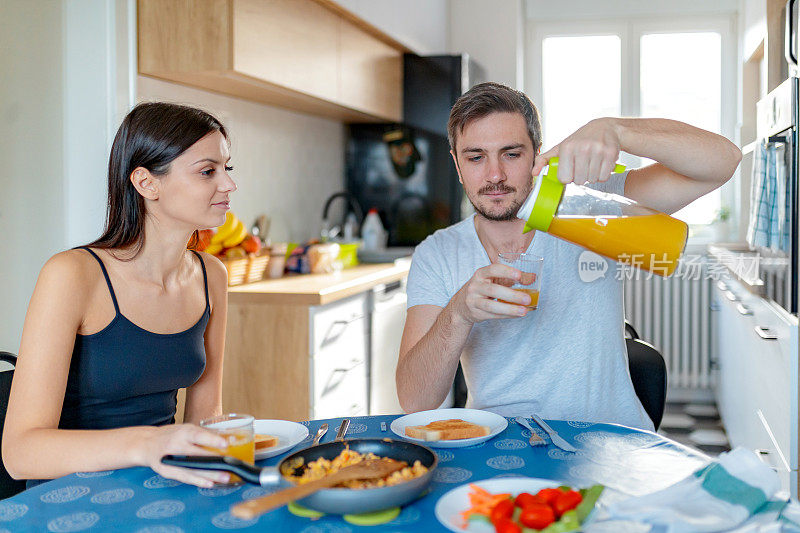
{"left": 194, "top": 212, "right": 268, "bottom": 286}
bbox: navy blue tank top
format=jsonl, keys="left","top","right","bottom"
{"left": 58, "top": 247, "right": 209, "bottom": 430}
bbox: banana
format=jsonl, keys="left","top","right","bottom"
{"left": 222, "top": 220, "right": 247, "bottom": 248}
{"left": 205, "top": 242, "right": 223, "bottom": 256}
{"left": 211, "top": 212, "right": 238, "bottom": 244}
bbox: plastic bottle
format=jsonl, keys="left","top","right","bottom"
{"left": 516, "top": 157, "right": 688, "bottom": 277}
{"left": 343, "top": 212, "right": 359, "bottom": 242}
{"left": 362, "top": 208, "right": 387, "bottom": 250}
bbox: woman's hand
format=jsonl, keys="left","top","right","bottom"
{"left": 451, "top": 263, "right": 530, "bottom": 324}
{"left": 532, "top": 118, "right": 621, "bottom": 185}
{"left": 135, "top": 424, "right": 232, "bottom": 487}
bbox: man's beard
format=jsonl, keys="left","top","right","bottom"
{"left": 468, "top": 182, "right": 532, "bottom": 221}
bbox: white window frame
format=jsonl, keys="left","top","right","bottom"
{"left": 526, "top": 15, "right": 738, "bottom": 238}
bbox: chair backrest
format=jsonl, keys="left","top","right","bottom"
{"left": 623, "top": 324, "right": 667, "bottom": 430}
{"left": 0, "top": 352, "right": 27, "bottom": 499}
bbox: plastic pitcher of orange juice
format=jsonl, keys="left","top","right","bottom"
{"left": 516, "top": 157, "right": 688, "bottom": 276}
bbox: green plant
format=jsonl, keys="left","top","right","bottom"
{"left": 714, "top": 206, "right": 731, "bottom": 223}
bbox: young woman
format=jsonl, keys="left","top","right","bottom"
{"left": 3, "top": 102, "right": 238, "bottom": 488}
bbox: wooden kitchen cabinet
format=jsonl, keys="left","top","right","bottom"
{"left": 137, "top": 0, "right": 403, "bottom": 122}
{"left": 222, "top": 293, "right": 369, "bottom": 422}
{"left": 220, "top": 263, "right": 409, "bottom": 421}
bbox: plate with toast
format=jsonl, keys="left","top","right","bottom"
{"left": 391, "top": 408, "right": 507, "bottom": 448}
{"left": 253, "top": 419, "right": 309, "bottom": 460}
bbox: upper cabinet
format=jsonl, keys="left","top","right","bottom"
{"left": 137, "top": 0, "right": 403, "bottom": 122}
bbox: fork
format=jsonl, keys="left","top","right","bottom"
{"left": 514, "top": 417, "right": 546, "bottom": 447}
{"left": 530, "top": 414, "right": 577, "bottom": 452}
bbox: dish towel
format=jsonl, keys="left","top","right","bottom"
{"left": 747, "top": 141, "right": 791, "bottom": 252}
{"left": 605, "top": 447, "right": 800, "bottom": 532}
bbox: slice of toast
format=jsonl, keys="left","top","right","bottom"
{"left": 404, "top": 418, "right": 491, "bottom": 441}
{"left": 254, "top": 434, "right": 279, "bottom": 451}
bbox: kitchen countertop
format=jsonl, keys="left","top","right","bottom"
{"left": 227, "top": 261, "right": 410, "bottom": 305}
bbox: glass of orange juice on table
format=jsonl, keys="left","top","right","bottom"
{"left": 200, "top": 413, "right": 255, "bottom": 485}
{"left": 496, "top": 253, "right": 543, "bottom": 309}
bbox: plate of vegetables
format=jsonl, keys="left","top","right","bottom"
{"left": 434, "top": 478, "right": 604, "bottom": 532}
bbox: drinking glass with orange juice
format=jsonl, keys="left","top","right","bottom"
{"left": 496, "top": 253, "right": 543, "bottom": 310}
{"left": 200, "top": 413, "right": 255, "bottom": 485}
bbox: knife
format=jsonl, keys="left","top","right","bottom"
{"left": 312, "top": 423, "right": 328, "bottom": 446}
{"left": 530, "top": 414, "right": 577, "bottom": 452}
{"left": 335, "top": 419, "right": 350, "bottom": 441}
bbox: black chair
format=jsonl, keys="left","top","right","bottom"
{"left": 0, "top": 352, "right": 26, "bottom": 499}
{"left": 624, "top": 322, "right": 667, "bottom": 430}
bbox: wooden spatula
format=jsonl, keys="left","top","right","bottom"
{"left": 231, "top": 458, "right": 406, "bottom": 519}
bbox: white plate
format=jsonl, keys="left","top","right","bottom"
{"left": 390, "top": 408, "right": 507, "bottom": 448}
{"left": 435, "top": 478, "right": 575, "bottom": 533}
{"left": 253, "top": 419, "right": 309, "bottom": 460}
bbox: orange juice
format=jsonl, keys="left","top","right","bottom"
{"left": 202, "top": 429, "right": 254, "bottom": 483}
{"left": 547, "top": 213, "right": 688, "bottom": 276}
{"left": 499, "top": 288, "right": 540, "bottom": 309}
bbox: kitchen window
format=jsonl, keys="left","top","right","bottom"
{"left": 528, "top": 16, "right": 737, "bottom": 232}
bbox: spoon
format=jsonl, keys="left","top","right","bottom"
{"left": 312, "top": 423, "right": 328, "bottom": 446}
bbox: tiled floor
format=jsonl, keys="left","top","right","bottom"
{"left": 658, "top": 401, "right": 732, "bottom": 456}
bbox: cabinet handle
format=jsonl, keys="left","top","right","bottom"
{"left": 737, "top": 303, "right": 753, "bottom": 315}
{"left": 336, "top": 313, "right": 364, "bottom": 325}
{"left": 754, "top": 326, "right": 778, "bottom": 340}
{"left": 319, "top": 362, "right": 362, "bottom": 396}
{"left": 333, "top": 360, "right": 363, "bottom": 373}
{"left": 320, "top": 315, "right": 363, "bottom": 348}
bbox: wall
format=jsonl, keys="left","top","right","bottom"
{"left": 0, "top": 1, "right": 66, "bottom": 353}
{"left": 0, "top": 0, "right": 135, "bottom": 353}
{"left": 526, "top": 0, "right": 739, "bottom": 20}
{"left": 741, "top": 0, "right": 766, "bottom": 60}
{"left": 334, "top": 0, "right": 526, "bottom": 90}
{"left": 332, "top": 0, "right": 449, "bottom": 54}
{"left": 137, "top": 77, "right": 346, "bottom": 243}
{"left": 448, "top": 0, "right": 526, "bottom": 89}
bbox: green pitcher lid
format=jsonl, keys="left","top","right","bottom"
{"left": 524, "top": 157, "right": 626, "bottom": 232}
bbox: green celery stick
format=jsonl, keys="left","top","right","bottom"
{"left": 575, "top": 484, "right": 604, "bottom": 523}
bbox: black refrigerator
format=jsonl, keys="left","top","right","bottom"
{"left": 346, "top": 54, "right": 486, "bottom": 247}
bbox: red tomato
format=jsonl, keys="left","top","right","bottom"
{"left": 493, "top": 517, "right": 522, "bottom": 533}
{"left": 553, "top": 489, "right": 583, "bottom": 517}
{"left": 536, "top": 487, "right": 563, "bottom": 506}
{"left": 519, "top": 504, "right": 556, "bottom": 529}
{"left": 489, "top": 499, "right": 515, "bottom": 524}
{"left": 514, "top": 492, "right": 544, "bottom": 508}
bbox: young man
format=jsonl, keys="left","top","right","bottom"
{"left": 396, "top": 82, "right": 741, "bottom": 429}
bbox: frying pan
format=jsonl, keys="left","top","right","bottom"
{"left": 162, "top": 438, "right": 438, "bottom": 514}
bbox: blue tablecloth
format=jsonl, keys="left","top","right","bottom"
{"left": 0, "top": 416, "right": 709, "bottom": 532}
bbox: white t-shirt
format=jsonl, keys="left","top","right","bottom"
{"left": 406, "top": 172, "right": 653, "bottom": 430}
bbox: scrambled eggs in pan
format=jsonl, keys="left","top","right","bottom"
{"left": 286, "top": 448, "right": 428, "bottom": 489}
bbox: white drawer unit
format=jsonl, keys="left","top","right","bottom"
{"left": 712, "top": 276, "right": 798, "bottom": 493}
{"left": 309, "top": 293, "right": 369, "bottom": 419}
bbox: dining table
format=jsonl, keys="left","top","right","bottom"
{"left": 0, "top": 414, "right": 711, "bottom": 532}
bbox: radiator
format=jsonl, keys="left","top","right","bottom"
{"left": 623, "top": 259, "right": 714, "bottom": 390}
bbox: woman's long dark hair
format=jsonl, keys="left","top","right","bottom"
{"left": 87, "top": 102, "right": 227, "bottom": 256}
